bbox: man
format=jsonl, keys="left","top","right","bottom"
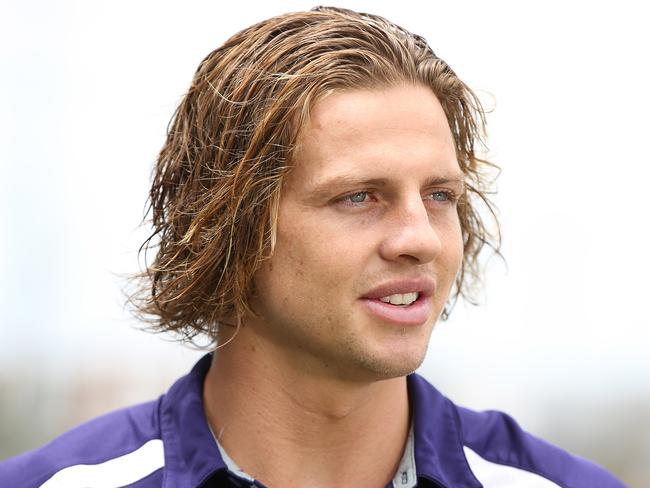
{"left": 0, "top": 6, "right": 626, "bottom": 488}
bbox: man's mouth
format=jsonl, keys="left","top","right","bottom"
{"left": 360, "top": 277, "right": 434, "bottom": 324}
{"left": 360, "top": 292, "right": 430, "bottom": 325}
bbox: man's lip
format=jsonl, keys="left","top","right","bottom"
{"left": 361, "top": 277, "right": 435, "bottom": 300}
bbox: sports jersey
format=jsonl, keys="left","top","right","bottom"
{"left": 0, "top": 354, "right": 626, "bottom": 487}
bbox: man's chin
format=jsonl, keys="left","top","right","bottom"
{"left": 344, "top": 349, "right": 427, "bottom": 383}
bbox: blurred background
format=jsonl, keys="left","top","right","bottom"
{"left": 1, "top": 1, "right": 648, "bottom": 485}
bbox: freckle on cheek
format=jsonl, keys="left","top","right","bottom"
{"left": 288, "top": 251, "right": 306, "bottom": 277}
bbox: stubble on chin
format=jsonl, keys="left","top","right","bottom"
{"left": 330, "top": 320, "right": 435, "bottom": 383}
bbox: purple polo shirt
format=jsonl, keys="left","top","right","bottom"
{"left": 0, "top": 354, "right": 626, "bottom": 487}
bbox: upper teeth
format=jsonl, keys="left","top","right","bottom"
{"left": 379, "top": 292, "right": 419, "bottom": 305}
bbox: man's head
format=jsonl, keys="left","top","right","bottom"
{"left": 132, "top": 7, "right": 499, "bottom": 352}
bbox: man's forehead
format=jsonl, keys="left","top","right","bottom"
{"left": 285, "top": 85, "right": 460, "bottom": 188}
{"left": 299, "top": 84, "right": 447, "bottom": 130}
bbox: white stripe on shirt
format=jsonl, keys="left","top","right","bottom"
{"left": 40, "top": 439, "right": 164, "bottom": 488}
{"left": 463, "top": 446, "right": 562, "bottom": 487}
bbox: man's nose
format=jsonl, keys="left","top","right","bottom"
{"left": 378, "top": 197, "right": 442, "bottom": 264}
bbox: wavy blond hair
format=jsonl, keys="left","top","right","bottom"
{"left": 130, "top": 6, "right": 500, "bottom": 343}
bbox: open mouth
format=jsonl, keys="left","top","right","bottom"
{"left": 359, "top": 278, "right": 434, "bottom": 325}
{"left": 360, "top": 292, "right": 430, "bottom": 325}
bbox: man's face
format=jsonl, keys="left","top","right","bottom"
{"left": 248, "top": 84, "right": 464, "bottom": 382}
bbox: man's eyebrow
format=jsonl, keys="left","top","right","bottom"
{"left": 307, "top": 172, "right": 466, "bottom": 198}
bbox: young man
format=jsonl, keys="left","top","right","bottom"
{"left": 0, "top": 6, "right": 626, "bottom": 488}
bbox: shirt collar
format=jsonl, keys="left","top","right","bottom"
{"left": 159, "top": 354, "right": 480, "bottom": 488}
{"left": 407, "top": 374, "right": 481, "bottom": 488}
{"left": 159, "top": 353, "right": 227, "bottom": 487}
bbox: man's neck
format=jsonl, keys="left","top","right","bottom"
{"left": 203, "top": 330, "right": 410, "bottom": 488}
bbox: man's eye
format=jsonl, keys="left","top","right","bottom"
{"left": 431, "top": 191, "right": 450, "bottom": 202}
{"left": 347, "top": 192, "right": 368, "bottom": 203}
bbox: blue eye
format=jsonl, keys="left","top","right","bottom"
{"left": 431, "top": 191, "right": 449, "bottom": 201}
{"left": 347, "top": 192, "right": 368, "bottom": 203}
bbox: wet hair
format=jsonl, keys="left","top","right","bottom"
{"left": 129, "top": 6, "right": 501, "bottom": 344}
